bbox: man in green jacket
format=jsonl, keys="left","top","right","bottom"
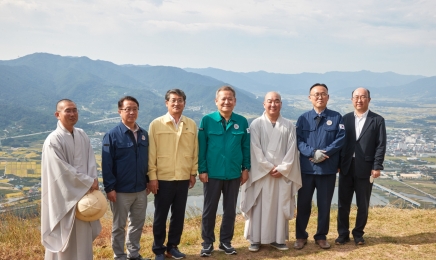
{"left": 198, "top": 85, "right": 250, "bottom": 257}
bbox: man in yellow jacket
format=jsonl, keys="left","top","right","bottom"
{"left": 148, "top": 89, "right": 198, "bottom": 260}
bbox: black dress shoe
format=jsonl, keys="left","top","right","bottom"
{"left": 354, "top": 237, "right": 365, "bottom": 245}
{"left": 335, "top": 236, "right": 351, "bottom": 245}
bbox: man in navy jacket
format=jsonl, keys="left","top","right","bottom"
{"left": 294, "top": 83, "right": 345, "bottom": 250}
{"left": 102, "top": 96, "right": 149, "bottom": 260}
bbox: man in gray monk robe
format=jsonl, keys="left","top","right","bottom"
{"left": 240, "top": 92, "right": 302, "bottom": 252}
{"left": 41, "top": 99, "right": 101, "bottom": 260}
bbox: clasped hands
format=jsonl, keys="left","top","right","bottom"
{"left": 309, "top": 150, "right": 329, "bottom": 163}
{"left": 268, "top": 167, "right": 283, "bottom": 178}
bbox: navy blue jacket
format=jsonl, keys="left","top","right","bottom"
{"left": 102, "top": 122, "right": 149, "bottom": 193}
{"left": 296, "top": 108, "right": 345, "bottom": 175}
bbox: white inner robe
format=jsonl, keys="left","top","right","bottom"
{"left": 41, "top": 121, "right": 101, "bottom": 260}
{"left": 240, "top": 113, "right": 302, "bottom": 244}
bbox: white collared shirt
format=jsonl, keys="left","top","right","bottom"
{"left": 354, "top": 110, "right": 369, "bottom": 140}
{"left": 353, "top": 110, "right": 368, "bottom": 157}
{"left": 167, "top": 112, "right": 182, "bottom": 130}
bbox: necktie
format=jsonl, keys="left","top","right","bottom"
{"left": 315, "top": 116, "right": 322, "bottom": 127}
{"left": 127, "top": 130, "right": 137, "bottom": 146}
{"left": 221, "top": 118, "right": 227, "bottom": 130}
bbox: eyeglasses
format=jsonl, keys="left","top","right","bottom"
{"left": 310, "top": 93, "right": 328, "bottom": 98}
{"left": 352, "top": 96, "right": 368, "bottom": 100}
{"left": 120, "top": 107, "right": 139, "bottom": 113}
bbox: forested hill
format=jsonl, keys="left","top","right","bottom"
{"left": 0, "top": 53, "right": 274, "bottom": 136}
{"left": 2, "top": 53, "right": 435, "bottom": 141}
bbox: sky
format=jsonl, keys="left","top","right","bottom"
{"left": 1, "top": 0, "right": 435, "bottom": 76}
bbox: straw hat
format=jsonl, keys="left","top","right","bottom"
{"left": 75, "top": 189, "right": 107, "bottom": 222}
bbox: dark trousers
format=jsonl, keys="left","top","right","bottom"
{"left": 152, "top": 180, "right": 189, "bottom": 255}
{"left": 201, "top": 178, "right": 240, "bottom": 244}
{"left": 295, "top": 173, "right": 336, "bottom": 241}
{"left": 337, "top": 159, "right": 373, "bottom": 238}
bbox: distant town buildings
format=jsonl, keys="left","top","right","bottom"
{"left": 387, "top": 128, "right": 436, "bottom": 157}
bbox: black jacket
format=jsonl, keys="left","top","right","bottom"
{"left": 340, "top": 110, "right": 386, "bottom": 177}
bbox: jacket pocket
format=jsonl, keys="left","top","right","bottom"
{"left": 116, "top": 141, "right": 134, "bottom": 149}
{"left": 301, "top": 126, "right": 314, "bottom": 139}
{"left": 138, "top": 138, "right": 148, "bottom": 147}
{"left": 157, "top": 155, "right": 171, "bottom": 173}
{"left": 115, "top": 141, "right": 134, "bottom": 159}
{"left": 184, "top": 154, "right": 194, "bottom": 168}
{"left": 208, "top": 131, "right": 223, "bottom": 148}
{"left": 181, "top": 129, "right": 196, "bottom": 146}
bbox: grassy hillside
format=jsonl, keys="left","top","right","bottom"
{"left": 1, "top": 206, "right": 435, "bottom": 259}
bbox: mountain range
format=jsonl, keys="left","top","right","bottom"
{"left": 0, "top": 53, "right": 435, "bottom": 142}
{"left": 184, "top": 67, "right": 434, "bottom": 100}
{"left": 0, "top": 53, "right": 266, "bottom": 137}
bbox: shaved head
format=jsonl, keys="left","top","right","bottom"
{"left": 56, "top": 99, "right": 75, "bottom": 111}
{"left": 264, "top": 91, "right": 281, "bottom": 101}
{"left": 55, "top": 99, "right": 78, "bottom": 132}
{"left": 263, "top": 91, "right": 282, "bottom": 121}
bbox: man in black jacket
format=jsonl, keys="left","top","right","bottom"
{"left": 336, "top": 87, "right": 386, "bottom": 246}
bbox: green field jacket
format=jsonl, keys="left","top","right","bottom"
{"left": 198, "top": 111, "right": 250, "bottom": 180}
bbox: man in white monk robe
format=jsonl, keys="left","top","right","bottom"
{"left": 41, "top": 99, "right": 101, "bottom": 260}
{"left": 240, "top": 92, "right": 302, "bottom": 252}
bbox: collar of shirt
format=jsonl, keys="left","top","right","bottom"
{"left": 57, "top": 120, "right": 75, "bottom": 135}
{"left": 310, "top": 108, "right": 327, "bottom": 119}
{"left": 354, "top": 109, "right": 368, "bottom": 142}
{"left": 122, "top": 122, "right": 139, "bottom": 133}
{"left": 211, "top": 111, "right": 235, "bottom": 122}
{"left": 165, "top": 112, "right": 183, "bottom": 130}
{"left": 121, "top": 122, "right": 140, "bottom": 142}
{"left": 219, "top": 115, "right": 227, "bottom": 130}
{"left": 354, "top": 109, "right": 369, "bottom": 119}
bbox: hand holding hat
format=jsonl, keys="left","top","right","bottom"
{"left": 75, "top": 189, "right": 108, "bottom": 222}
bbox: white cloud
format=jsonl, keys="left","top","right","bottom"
{"left": 2, "top": 0, "right": 435, "bottom": 40}
{"left": 0, "top": 0, "right": 435, "bottom": 75}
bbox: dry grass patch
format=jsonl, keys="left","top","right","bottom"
{"left": 1, "top": 207, "right": 435, "bottom": 259}
{"left": 0, "top": 212, "right": 44, "bottom": 260}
